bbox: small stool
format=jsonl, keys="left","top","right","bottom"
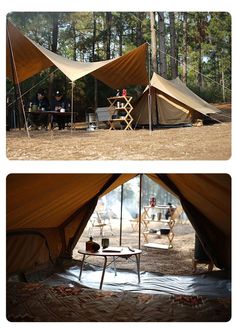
{"left": 192, "top": 259, "right": 214, "bottom": 273}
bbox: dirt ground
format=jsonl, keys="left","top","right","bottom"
{"left": 6, "top": 105, "right": 231, "bottom": 160}
{"left": 73, "top": 218, "right": 217, "bottom": 276}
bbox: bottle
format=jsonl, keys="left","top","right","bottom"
{"left": 28, "top": 102, "right": 32, "bottom": 112}
{"left": 86, "top": 236, "right": 94, "bottom": 251}
{"left": 122, "top": 88, "right": 127, "bottom": 96}
{"left": 86, "top": 236, "right": 100, "bottom": 252}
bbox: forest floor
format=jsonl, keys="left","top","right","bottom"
{"left": 73, "top": 217, "right": 218, "bottom": 276}
{"left": 6, "top": 103, "right": 231, "bottom": 160}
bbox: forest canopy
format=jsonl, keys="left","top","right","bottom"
{"left": 7, "top": 11, "right": 231, "bottom": 115}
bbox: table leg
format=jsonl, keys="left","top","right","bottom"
{"left": 113, "top": 256, "right": 117, "bottom": 276}
{"left": 79, "top": 254, "right": 86, "bottom": 280}
{"left": 135, "top": 254, "right": 141, "bottom": 283}
{"left": 100, "top": 256, "right": 107, "bottom": 289}
{"left": 143, "top": 231, "right": 149, "bottom": 243}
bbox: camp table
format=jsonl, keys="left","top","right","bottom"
{"left": 78, "top": 247, "right": 142, "bottom": 289}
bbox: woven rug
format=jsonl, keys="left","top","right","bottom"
{"left": 7, "top": 282, "right": 230, "bottom": 322}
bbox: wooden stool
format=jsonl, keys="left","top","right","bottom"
{"left": 192, "top": 259, "right": 214, "bottom": 273}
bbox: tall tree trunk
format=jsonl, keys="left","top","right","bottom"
{"left": 221, "top": 63, "right": 225, "bottom": 102}
{"left": 51, "top": 14, "right": 59, "bottom": 53}
{"left": 150, "top": 12, "right": 157, "bottom": 73}
{"left": 49, "top": 13, "right": 59, "bottom": 100}
{"left": 136, "top": 12, "right": 144, "bottom": 46}
{"left": 105, "top": 12, "right": 112, "bottom": 59}
{"left": 93, "top": 12, "right": 98, "bottom": 108}
{"left": 71, "top": 21, "right": 77, "bottom": 61}
{"left": 158, "top": 12, "right": 167, "bottom": 78}
{"left": 169, "top": 12, "right": 178, "bottom": 78}
{"left": 182, "top": 12, "right": 188, "bottom": 84}
{"left": 196, "top": 13, "right": 208, "bottom": 91}
{"left": 117, "top": 13, "right": 123, "bottom": 56}
{"left": 198, "top": 44, "right": 203, "bottom": 91}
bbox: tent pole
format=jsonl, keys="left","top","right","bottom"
{"left": 8, "top": 51, "right": 17, "bottom": 129}
{"left": 138, "top": 174, "right": 143, "bottom": 249}
{"left": 7, "top": 20, "right": 30, "bottom": 137}
{"left": 70, "top": 81, "right": 74, "bottom": 133}
{"left": 7, "top": 22, "right": 18, "bottom": 129}
{"left": 148, "top": 85, "right": 152, "bottom": 132}
{"left": 119, "top": 184, "right": 124, "bottom": 246}
{"left": 147, "top": 42, "right": 152, "bottom": 133}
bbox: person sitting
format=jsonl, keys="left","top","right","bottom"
{"left": 165, "top": 202, "right": 175, "bottom": 220}
{"left": 28, "top": 89, "right": 50, "bottom": 130}
{"left": 50, "top": 90, "right": 68, "bottom": 130}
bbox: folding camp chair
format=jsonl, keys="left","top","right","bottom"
{"left": 89, "top": 211, "right": 113, "bottom": 236}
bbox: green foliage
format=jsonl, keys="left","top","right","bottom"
{"left": 7, "top": 11, "right": 231, "bottom": 114}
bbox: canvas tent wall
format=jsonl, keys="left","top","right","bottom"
{"left": 6, "top": 174, "right": 231, "bottom": 275}
{"left": 132, "top": 73, "right": 220, "bottom": 126}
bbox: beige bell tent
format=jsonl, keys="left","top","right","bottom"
{"left": 132, "top": 72, "right": 220, "bottom": 126}
{"left": 7, "top": 174, "right": 231, "bottom": 275}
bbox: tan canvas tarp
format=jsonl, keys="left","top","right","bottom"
{"left": 132, "top": 72, "right": 219, "bottom": 125}
{"left": 6, "top": 21, "right": 148, "bottom": 88}
{"left": 6, "top": 22, "right": 54, "bottom": 83}
{"left": 6, "top": 174, "right": 231, "bottom": 274}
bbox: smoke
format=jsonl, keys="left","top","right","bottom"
{"left": 99, "top": 177, "right": 140, "bottom": 219}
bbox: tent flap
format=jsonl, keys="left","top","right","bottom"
{"left": 153, "top": 174, "right": 231, "bottom": 270}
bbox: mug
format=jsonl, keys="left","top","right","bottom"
{"left": 60, "top": 108, "right": 65, "bottom": 112}
{"left": 32, "top": 104, "right": 38, "bottom": 112}
{"left": 101, "top": 238, "right": 109, "bottom": 249}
